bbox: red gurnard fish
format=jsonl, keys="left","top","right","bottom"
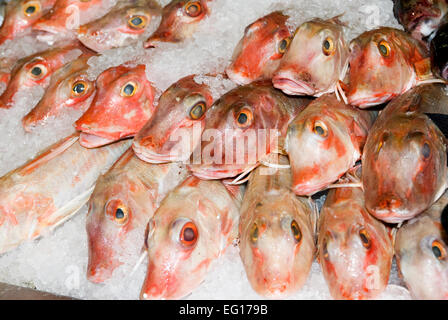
{"left": 395, "top": 189, "right": 448, "bottom": 300}
{"left": 133, "top": 75, "right": 214, "bottom": 164}
{"left": 188, "top": 81, "right": 312, "bottom": 181}
{"left": 78, "top": 0, "right": 162, "bottom": 52}
{"left": 225, "top": 11, "right": 292, "bottom": 85}
{"left": 75, "top": 64, "right": 156, "bottom": 148}
{"left": 0, "top": 43, "right": 90, "bottom": 109}
{"left": 144, "top": 0, "right": 211, "bottom": 47}
{"left": 273, "top": 16, "right": 349, "bottom": 98}
{"left": 285, "top": 93, "right": 376, "bottom": 196}
{"left": 362, "top": 85, "right": 448, "bottom": 223}
{"left": 345, "top": 27, "right": 443, "bottom": 108}
{"left": 33, "top": 0, "right": 105, "bottom": 35}
{"left": 22, "top": 52, "right": 96, "bottom": 131}
{"left": 0, "top": 134, "right": 130, "bottom": 254}
{"left": 239, "top": 156, "right": 316, "bottom": 298}
{"left": 86, "top": 148, "right": 188, "bottom": 283}
{"left": 140, "top": 176, "right": 243, "bottom": 300}
{"left": 318, "top": 171, "right": 393, "bottom": 300}
{"left": 0, "top": 0, "right": 56, "bottom": 45}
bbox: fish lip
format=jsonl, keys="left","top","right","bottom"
{"left": 272, "top": 75, "right": 315, "bottom": 96}
{"left": 292, "top": 181, "right": 330, "bottom": 196}
{"left": 79, "top": 132, "right": 117, "bottom": 148}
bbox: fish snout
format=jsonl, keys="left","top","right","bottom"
{"left": 225, "top": 67, "right": 251, "bottom": 86}
{"left": 87, "top": 263, "right": 114, "bottom": 284}
{"left": 272, "top": 69, "right": 315, "bottom": 96}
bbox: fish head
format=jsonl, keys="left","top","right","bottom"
{"left": 318, "top": 188, "right": 393, "bottom": 300}
{"left": 395, "top": 201, "right": 448, "bottom": 299}
{"left": 33, "top": 0, "right": 103, "bottom": 34}
{"left": 144, "top": 0, "right": 210, "bottom": 47}
{"left": 240, "top": 195, "right": 315, "bottom": 298}
{"left": 133, "top": 75, "right": 213, "bottom": 164}
{"left": 75, "top": 64, "right": 156, "bottom": 148}
{"left": 22, "top": 54, "right": 96, "bottom": 131}
{"left": 346, "top": 28, "right": 424, "bottom": 108}
{"left": 0, "top": 44, "right": 86, "bottom": 108}
{"left": 188, "top": 83, "right": 294, "bottom": 180}
{"left": 394, "top": 0, "right": 448, "bottom": 38}
{"left": 273, "top": 17, "right": 348, "bottom": 96}
{"left": 363, "top": 111, "right": 447, "bottom": 223}
{"left": 225, "top": 11, "right": 292, "bottom": 85}
{"left": 140, "top": 177, "right": 226, "bottom": 299}
{"left": 86, "top": 151, "right": 157, "bottom": 283}
{"left": 286, "top": 94, "right": 363, "bottom": 196}
{"left": 0, "top": 0, "right": 56, "bottom": 44}
{"left": 78, "top": 0, "right": 162, "bottom": 52}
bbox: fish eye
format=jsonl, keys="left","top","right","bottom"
{"left": 313, "top": 121, "right": 328, "bottom": 137}
{"left": 422, "top": 142, "right": 431, "bottom": 159}
{"left": 180, "top": 221, "right": 198, "bottom": 247}
{"left": 184, "top": 1, "right": 202, "bottom": 18}
{"left": 105, "top": 200, "right": 129, "bottom": 225}
{"left": 431, "top": 240, "right": 446, "bottom": 260}
{"left": 359, "top": 228, "right": 371, "bottom": 249}
{"left": 28, "top": 64, "right": 47, "bottom": 80}
{"left": 189, "top": 101, "right": 206, "bottom": 120}
{"left": 121, "top": 81, "right": 138, "bottom": 97}
{"left": 236, "top": 107, "right": 253, "bottom": 128}
{"left": 128, "top": 15, "right": 147, "bottom": 29}
{"left": 72, "top": 80, "right": 88, "bottom": 96}
{"left": 322, "top": 37, "right": 335, "bottom": 56}
{"left": 250, "top": 223, "right": 259, "bottom": 243}
{"left": 22, "top": 1, "right": 41, "bottom": 17}
{"left": 291, "top": 220, "right": 302, "bottom": 243}
{"left": 378, "top": 40, "right": 391, "bottom": 57}
{"left": 278, "top": 38, "right": 291, "bottom": 54}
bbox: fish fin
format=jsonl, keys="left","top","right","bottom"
{"left": 17, "top": 134, "right": 79, "bottom": 176}
{"left": 327, "top": 14, "right": 347, "bottom": 27}
{"left": 47, "top": 186, "right": 95, "bottom": 232}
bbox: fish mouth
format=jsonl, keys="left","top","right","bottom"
{"left": 132, "top": 142, "right": 180, "bottom": 164}
{"left": 79, "top": 132, "right": 117, "bottom": 148}
{"left": 272, "top": 75, "right": 315, "bottom": 96}
{"left": 87, "top": 264, "right": 114, "bottom": 284}
{"left": 188, "top": 164, "right": 244, "bottom": 180}
{"left": 33, "top": 20, "right": 67, "bottom": 34}
{"left": 225, "top": 67, "right": 251, "bottom": 86}
{"left": 347, "top": 92, "right": 393, "bottom": 108}
{"left": 292, "top": 180, "right": 332, "bottom": 196}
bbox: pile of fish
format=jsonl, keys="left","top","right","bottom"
{"left": 0, "top": 0, "right": 447, "bottom": 300}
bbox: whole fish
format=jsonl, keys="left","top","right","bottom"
{"left": 362, "top": 85, "right": 448, "bottom": 223}
{"left": 188, "top": 81, "right": 312, "bottom": 181}
{"left": 318, "top": 172, "right": 394, "bottom": 300}
{"left": 22, "top": 52, "right": 96, "bottom": 131}
{"left": 393, "top": 0, "right": 448, "bottom": 41}
{"left": 78, "top": 0, "right": 162, "bottom": 52}
{"left": 144, "top": 0, "right": 211, "bottom": 47}
{"left": 430, "top": 21, "right": 448, "bottom": 80}
{"left": 86, "top": 148, "right": 188, "bottom": 283}
{"left": 395, "top": 189, "right": 448, "bottom": 299}
{"left": 0, "top": 0, "right": 56, "bottom": 45}
{"left": 133, "top": 75, "right": 214, "bottom": 164}
{"left": 285, "top": 93, "right": 376, "bottom": 196}
{"left": 225, "top": 11, "right": 292, "bottom": 85}
{"left": 239, "top": 156, "right": 316, "bottom": 298}
{"left": 272, "top": 17, "right": 349, "bottom": 97}
{"left": 75, "top": 64, "right": 156, "bottom": 148}
{"left": 0, "top": 134, "right": 130, "bottom": 254}
{"left": 345, "top": 27, "right": 441, "bottom": 108}
{"left": 0, "top": 43, "right": 90, "bottom": 109}
{"left": 33, "top": 0, "right": 105, "bottom": 35}
{"left": 140, "top": 176, "right": 243, "bottom": 300}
